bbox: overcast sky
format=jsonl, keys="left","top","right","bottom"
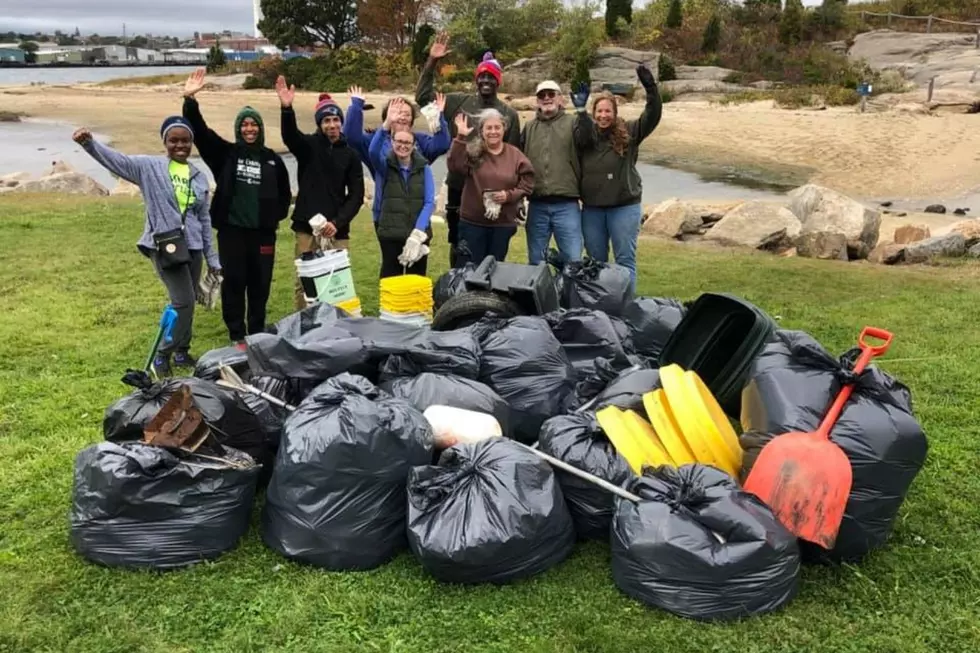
{"left": 3, "top": 0, "right": 832, "bottom": 39}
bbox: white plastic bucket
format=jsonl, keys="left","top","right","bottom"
{"left": 296, "top": 250, "right": 356, "bottom": 306}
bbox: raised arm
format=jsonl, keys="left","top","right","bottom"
{"left": 446, "top": 137, "right": 471, "bottom": 176}
{"left": 417, "top": 92, "right": 451, "bottom": 161}
{"left": 73, "top": 128, "right": 148, "bottom": 186}
{"left": 275, "top": 75, "right": 312, "bottom": 160}
{"left": 181, "top": 68, "right": 232, "bottom": 167}
{"left": 415, "top": 166, "right": 436, "bottom": 232}
{"left": 628, "top": 64, "right": 664, "bottom": 144}
{"left": 367, "top": 125, "right": 388, "bottom": 175}
{"left": 415, "top": 31, "right": 466, "bottom": 120}
{"left": 569, "top": 82, "right": 597, "bottom": 152}
{"left": 343, "top": 86, "right": 370, "bottom": 168}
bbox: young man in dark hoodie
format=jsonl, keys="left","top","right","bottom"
{"left": 181, "top": 67, "right": 291, "bottom": 347}
{"left": 415, "top": 31, "right": 521, "bottom": 267}
{"left": 275, "top": 74, "right": 365, "bottom": 310}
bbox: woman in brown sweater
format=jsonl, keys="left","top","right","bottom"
{"left": 446, "top": 108, "right": 535, "bottom": 266}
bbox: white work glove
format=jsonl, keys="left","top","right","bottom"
{"left": 398, "top": 229, "right": 430, "bottom": 267}
{"left": 482, "top": 190, "right": 503, "bottom": 221}
{"left": 421, "top": 102, "right": 441, "bottom": 133}
{"left": 516, "top": 197, "right": 528, "bottom": 226}
{"left": 197, "top": 268, "right": 222, "bottom": 309}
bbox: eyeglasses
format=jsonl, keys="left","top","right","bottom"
{"left": 393, "top": 139, "right": 414, "bottom": 147}
{"left": 537, "top": 91, "right": 557, "bottom": 99}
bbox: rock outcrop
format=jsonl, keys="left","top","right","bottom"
{"left": 787, "top": 184, "right": 881, "bottom": 259}
{"left": 12, "top": 172, "right": 109, "bottom": 196}
{"left": 704, "top": 201, "right": 801, "bottom": 251}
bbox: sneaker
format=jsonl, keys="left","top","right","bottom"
{"left": 173, "top": 351, "right": 197, "bottom": 368}
{"left": 152, "top": 354, "right": 172, "bottom": 378}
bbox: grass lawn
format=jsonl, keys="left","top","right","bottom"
{"left": 1, "top": 193, "right": 979, "bottom": 653}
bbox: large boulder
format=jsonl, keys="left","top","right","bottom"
{"left": 949, "top": 219, "right": 980, "bottom": 246}
{"left": 787, "top": 184, "right": 881, "bottom": 260}
{"left": 893, "top": 224, "right": 931, "bottom": 245}
{"left": 641, "top": 198, "right": 703, "bottom": 238}
{"left": 0, "top": 171, "right": 32, "bottom": 189}
{"left": 868, "top": 242, "right": 907, "bottom": 265}
{"left": 796, "top": 232, "right": 848, "bottom": 261}
{"left": 902, "top": 233, "right": 967, "bottom": 263}
{"left": 674, "top": 65, "right": 739, "bottom": 82}
{"left": 589, "top": 47, "right": 659, "bottom": 90}
{"left": 112, "top": 179, "right": 141, "bottom": 197}
{"left": 704, "top": 201, "right": 801, "bottom": 251}
{"left": 13, "top": 172, "right": 109, "bottom": 196}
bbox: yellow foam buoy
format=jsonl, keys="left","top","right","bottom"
{"left": 644, "top": 389, "right": 697, "bottom": 466}
{"left": 596, "top": 406, "right": 647, "bottom": 474}
{"left": 620, "top": 409, "right": 675, "bottom": 468}
{"left": 658, "top": 364, "right": 741, "bottom": 478}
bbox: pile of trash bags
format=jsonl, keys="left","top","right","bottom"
{"left": 69, "top": 260, "right": 928, "bottom": 622}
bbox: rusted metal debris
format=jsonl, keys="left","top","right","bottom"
{"left": 143, "top": 385, "right": 221, "bottom": 455}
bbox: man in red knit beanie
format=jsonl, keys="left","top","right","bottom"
{"left": 275, "top": 76, "right": 365, "bottom": 309}
{"left": 415, "top": 33, "right": 521, "bottom": 267}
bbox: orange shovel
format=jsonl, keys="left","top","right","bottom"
{"left": 743, "top": 326, "right": 893, "bottom": 549}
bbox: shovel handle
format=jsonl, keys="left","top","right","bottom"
{"left": 816, "top": 326, "right": 893, "bottom": 438}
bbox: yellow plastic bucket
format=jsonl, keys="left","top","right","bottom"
{"left": 596, "top": 406, "right": 646, "bottom": 475}
{"left": 644, "top": 389, "right": 697, "bottom": 466}
{"left": 621, "top": 409, "right": 675, "bottom": 468}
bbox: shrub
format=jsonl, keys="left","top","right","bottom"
{"left": 658, "top": 52, "right": 677, "bottom": 82}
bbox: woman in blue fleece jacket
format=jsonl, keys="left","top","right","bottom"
{"left": 73, "top": 117, "right": 220, "bottom": 377}
{"left": 344, "top": 85, "right": 451, "bottom": 176}
{"left": 365, "top": 96, "right": 436, "bottom": 279}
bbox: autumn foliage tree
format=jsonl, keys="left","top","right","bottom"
{"left": 357, "top": 0, "right": 436, "bottom": 50}
{"left": 258, "top": 0, "right": 359, "bottom": 49}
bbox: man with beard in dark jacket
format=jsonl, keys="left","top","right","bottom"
{"left": 181, "top": 67, "right": 292, "bottom": 347}
{"left": 276, "top": 74, "right": 365, "bottom": 310}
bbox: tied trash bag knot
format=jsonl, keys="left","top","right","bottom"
{"left": 121, "top": 369, "right": 156, "bottom": 392}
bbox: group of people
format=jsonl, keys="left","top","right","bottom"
{"left": 72, "top": 32, "right": 663, "bottom": 378}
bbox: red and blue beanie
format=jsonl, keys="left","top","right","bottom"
{"left": 314, "top": 93, "right": 344, "bottom": 125}
{"left": 475, "top": 52, "right": 503, "bottom": 86}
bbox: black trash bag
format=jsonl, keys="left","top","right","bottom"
{"left": 740, "top": 330, "right": 929, "bottom": 562}
{"left": 552, "top": 253, "right": 634, "bottom": 317}
{"left": 611, "top": 464, "right": 801, "bottom": 621}
{"left": 544, "top": 309, "right": 630, "bottom": 381}
{"left": 268, "top": 303, "right": 349, "bottom": 339}
{"left": 474, "top": 316, "right": 577, "bottom": 444}
{"left": 194, "top": 345, "right": 249, "bottom": 381}
{"left": 377, "top": 328, "right": 482, "bottom": 381}
{"left": 262, "top": 374, "right": 433, "bottom": 570}
{"left": 69, "top": 441, "right": 259, "bottom": 570}
{"left": 102, "top": 376, "right": 271, "bottom": 469}
{"left": 574, "top": 358, "right": 661, "bottom": 417}
{"left": 381, "top": 372, "right": 510, "bottom": 438}
{"left": 538, "top": 414, "right": 633, "bottom": 540}
{"left": 433, "top": 262, "right": 475, "bottom": 311}
{"left": 621, "top": 297, "right": 687, "bottom": 362}
{"left": 407, "top": 438, "right": 576, "bottom": 584}
{"left": 245, "top": 325, "right": 369, "bottom": 381}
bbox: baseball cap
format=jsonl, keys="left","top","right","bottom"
{"left": 535, "top": 80, "right": 562, "bottom": 95}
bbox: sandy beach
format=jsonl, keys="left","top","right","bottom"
{"left": 2, "top": 81, "right": 979, "bottom": 203}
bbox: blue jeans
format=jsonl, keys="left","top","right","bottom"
{"left": 582, "top": 203, "right": 643, "bottom": 291}
{"left": 457, "top": 222, "right": 517, "bottom": 266}
{"left": 525, "top": 200, "right": 583, "bottom": 265}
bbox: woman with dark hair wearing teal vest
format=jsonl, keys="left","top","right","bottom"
{"left": 366, "top": 97, "right": 436, "bottom": 279}
{"left": 181, "top": 68, "right": 292, "bottom": 348}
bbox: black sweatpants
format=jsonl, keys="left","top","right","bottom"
{"left": 217, "top": 226, "right": 276, "bottom": 342}
{"left": 149, "top": 249, "right": 203, "bottom": 356}
{"left": 379, "top": 237, "right": 428, "bottom": 279}
{"left": 446, "top": 185, "right": 463, "bottom": 267}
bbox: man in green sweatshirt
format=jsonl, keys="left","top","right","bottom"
{"left": 415, "top": 32, "right": 521, "bottom": 267}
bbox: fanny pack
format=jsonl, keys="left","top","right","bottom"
{"left": 153, "top": 177, "right": 193, "bottom": 269}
